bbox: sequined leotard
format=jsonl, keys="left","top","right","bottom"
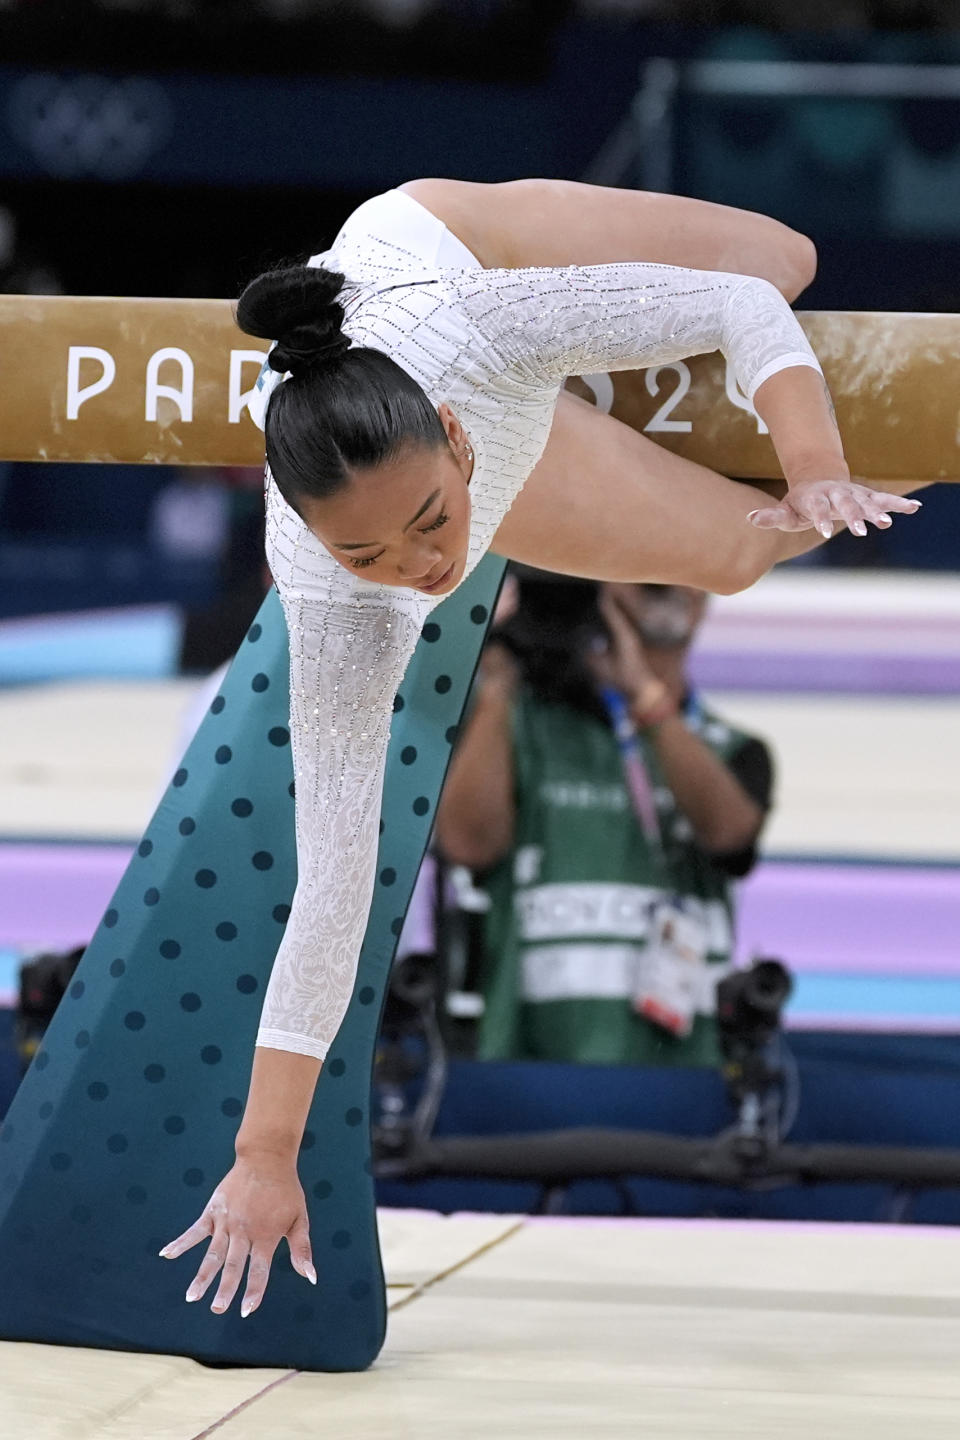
{"left": 248, "top": 187, "right": 822, "bottom": 1060}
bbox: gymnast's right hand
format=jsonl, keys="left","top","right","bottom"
{"left": 159, "top": 1153, "right": 317, "bottom": 1317}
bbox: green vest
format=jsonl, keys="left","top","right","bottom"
{"left": 478, "top": 690, "right": 758, "bottom": 1068}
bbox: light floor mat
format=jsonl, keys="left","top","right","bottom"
{"left": 4, "top": 1212, "right": 959, "bottom": 1440}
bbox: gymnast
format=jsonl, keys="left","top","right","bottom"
{"left": 159, "top": 178, "right": 920, "bottom": 1316}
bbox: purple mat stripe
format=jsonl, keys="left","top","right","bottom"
{"left": 4, "top": 846, "right": 960, "bottom": 1041}
{"left": 736, "top": 863, "right": 960, "bottom": 978}
{"left": 689, "top": 650, "right": 960, "bottom": 694}
{"left": 0, "top": 843, "right": 132, "bottom": 951}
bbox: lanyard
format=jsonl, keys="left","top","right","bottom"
{"left": 598, "top": 685, "right": 662, "bottom": 846}
{"left": 598, "top": 685, "right": 702, "bottom": 850}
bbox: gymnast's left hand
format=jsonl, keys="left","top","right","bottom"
{"left": 159, "top": 1153, "right": 316, "bottom": 1317}
{"left": 747, "top": 479, "right": 921, "bottom": 540}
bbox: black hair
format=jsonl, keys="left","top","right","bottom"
{"left": 236, "top": 263, "right": 448, "bottom": 513}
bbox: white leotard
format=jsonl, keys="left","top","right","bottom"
{"left": 249, "top": 187, "right": 822, "bottom": 1060}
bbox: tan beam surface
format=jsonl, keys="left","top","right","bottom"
{"left": 5, "top": 295, "right": 958, "bottom": 479}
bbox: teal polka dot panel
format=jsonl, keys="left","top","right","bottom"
{"left": 0, "top": 555, "right": 504, "bottom": 1372}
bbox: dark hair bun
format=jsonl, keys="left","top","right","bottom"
{"left": 236, "top": 264, "right": 350, "bottom": 375}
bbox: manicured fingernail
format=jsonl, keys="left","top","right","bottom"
{"left": 746, "top": 510, "right": 760, "bottom": 521}
{"left": 819, "top": 523, "right": 833, "bottom": 539}
{"left": 852, "top": 520, "right": 867, "bottom": 536}
{"left": 241, "top": 1300, "right": 254, "bottom": 1318}
{"left": 211, "top": 1301, "right": 226, "bottom": 1314}
{"left": 159, "top": 1247, "right": 172, "bottom": 1258}
{"left": 877, "top": 513, "right": 891, "bottom": 524}
{"left": 185, "top": 1286, "right": 200, "bottom": 1303}
{"left": 304, "top": 1263, "right": 317, "bottom": 1285}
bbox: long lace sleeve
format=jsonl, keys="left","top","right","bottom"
{"left": 256, "top": 584, "right": 422, "bottom": 1060}
{"left": 449, "top": 262, "right": 822, "bottom": 403}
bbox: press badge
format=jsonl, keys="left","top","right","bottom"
{"left": 633, "top": 900, "right": 710, "bottom": 1038}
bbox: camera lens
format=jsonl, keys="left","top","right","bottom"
{"left": 742, "top": 960, "right": 792, "bottom": 1016}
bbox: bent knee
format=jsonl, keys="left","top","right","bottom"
{"left": 707, "top": 550, "right": 771, "bottom": 596}
{"left": 778, "top": 229, "right": 818, "bottom": 301}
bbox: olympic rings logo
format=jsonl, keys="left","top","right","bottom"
{"left": 8, "top": 73, "right": 172, "bottom": 180}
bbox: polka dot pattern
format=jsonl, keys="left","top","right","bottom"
{"left": 0, "top": 560, "right": 503, "bottom": 1372}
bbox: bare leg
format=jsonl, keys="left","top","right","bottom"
{"left": 491, "top": 392, "right": 887, "bottom": 596}
{"left": 400, "top": 177, "right": 816, "bottom": 300}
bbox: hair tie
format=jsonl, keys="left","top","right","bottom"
{"left": 270, "top": 332, "right": 351, "bottom": 376}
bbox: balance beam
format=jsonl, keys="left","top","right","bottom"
{"left": 4, "top": 294, "right": 959, "bottom": 480}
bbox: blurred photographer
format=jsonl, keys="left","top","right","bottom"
{"left": 434, "top": 573, "right": 774, "bottom": 1067}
